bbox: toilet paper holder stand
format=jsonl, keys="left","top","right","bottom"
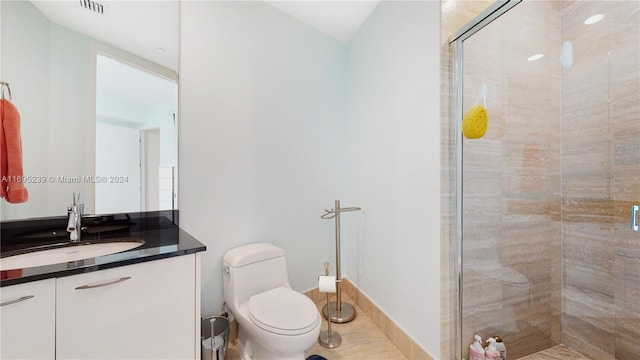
{"left": 318, "top": 262, "right": 341, "bottom": 348}
{"left": 320, "top": 200, "right": 361, "bottom": 323}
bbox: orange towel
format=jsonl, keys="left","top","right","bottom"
{"left": 0, "top": 98, "right": 28, "bottom": 203}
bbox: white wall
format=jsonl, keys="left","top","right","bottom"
{"left": 0, "top": 0, "right": 50, "bottom": 219}
{"left": 0, "top": 1, "right": 93, "bottom": 219}
{"left": 180, "top": 1, "right": 441, "bottom": 356}
{"left": 146, "top": 102, "right": 177, "bottom": 166}
{"left": 342, "top": 1, "right": 441, "bottom": 356}
{"left": 46, "top": 24, "right": 93, "bottom": 215}
{"left": 1, "top": 2, "right": 176, "bottom": 219}
{"left": 96, "top": 55, "right": 178, "bottom": 167}
{"left": 179, "top": 1, "right": 347, "bottom": 317}
{"left": 96, "top": 95, "right": 148, "bottom": 127}
{"left": 95, "top": 122, "right": 141, "bottom": 213}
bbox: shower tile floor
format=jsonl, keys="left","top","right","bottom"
{"left": 517, "top": 345, "right": 591, "bottom": 360}
{"left": 224, "top": 293, "right": 409, "bottom": 360}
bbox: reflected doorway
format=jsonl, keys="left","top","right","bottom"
{"left": 95, "top": 54, "right": 177, "bottom": 214}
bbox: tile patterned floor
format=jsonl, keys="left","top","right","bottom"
{"left": 517, "top": 345, "right": 592, "bottom": 360}
{"left": 224, "top": 294, "right": 407, "bottom": 360}
{"left": 305, "top": 295, "right": 408, "bottom": 360}
{"left": 223, "top": 295, "right": 590, "bottom": 360}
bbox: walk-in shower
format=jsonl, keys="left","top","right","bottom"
{"left": 450, "top": 0, "right": 639, "bottom": 359}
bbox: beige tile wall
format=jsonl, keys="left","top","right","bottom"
{"left": 560, "top": 2, "right": 640, "bottom": 359}
{"left": 459, "top": 2, "right": 563, "bottom": 358}
{"left": 442, "top": 1, "right": 640, "bottom": 359}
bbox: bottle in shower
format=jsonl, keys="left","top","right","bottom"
{"left": 492, "top": 335, "right": 506, "bottom": 360}
{"left": 484, "top": 338, "right": 500, "bottom": 360}
{"left": 469, "top": 335, "right": 485, "bottom": 360}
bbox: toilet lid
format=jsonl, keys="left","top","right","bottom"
{"left": 249, "top": 286, "right": 319, "bottom": 335}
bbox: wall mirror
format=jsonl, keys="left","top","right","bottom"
{"left": 0, "top": 0, "right": 179, "bottom": 220}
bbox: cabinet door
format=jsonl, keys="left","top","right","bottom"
{"left": 56, "top": 255, "right": 196, "bottom": 359}
{"left": 0, "top": 278, "right": 56, "bottom": 360}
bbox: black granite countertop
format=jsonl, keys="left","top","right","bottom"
{"left": 0, "top": 210, "right": 206, "bottom": 287}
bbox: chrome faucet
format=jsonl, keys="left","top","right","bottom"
{"left": 66, "top": 192, "right": 84, "bottom": 242}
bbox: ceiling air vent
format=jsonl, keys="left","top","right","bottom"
{"left": 79, "top": 0, "right": 105, "bottom": 15}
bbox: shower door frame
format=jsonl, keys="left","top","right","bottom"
{"left": 448, "top": 1, "right": 522, "bottom": 359}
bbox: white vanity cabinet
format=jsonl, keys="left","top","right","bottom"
{"left": 56, "top": 254, "right": 198, "bottom": 359}
{"left": 0, "top": 278, "right": 56, "bottom": 360}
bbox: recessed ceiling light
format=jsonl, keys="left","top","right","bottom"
{"left": 528, "top": 54, "right": 544, "bottom": 62}
{"left": 584, "top": 14, "right": 604, "bottom": 25}
{"left": 442, "top": 1, "right": 456, "bottom": 13}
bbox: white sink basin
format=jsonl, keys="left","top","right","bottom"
{"left": 0, "top": 240, "right": 144, "bottom": 271}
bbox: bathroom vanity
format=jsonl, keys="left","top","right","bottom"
{"left": 0, "top": 211, "right": 206, "bottom": 360}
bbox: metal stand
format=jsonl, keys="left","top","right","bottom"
{"left": 322, "top": 300, "right": 357, "bottom": 324}
{"left": 320, "top": 200, "right": 361, "bottom": 323}
{"left": 319, "top": 291, "right": 342, "bottom": 348}
{"left": 319, "top": 262, "right": 341, "bottom": 348}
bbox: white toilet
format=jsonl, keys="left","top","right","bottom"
{"left": 223, "top": 242, "right": 321, "bottom": 360}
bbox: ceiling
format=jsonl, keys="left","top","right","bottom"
{"left": 265, "top": 1, "right": 380, "bottom": 44}
{"left": 30, "top": 0, "right": 179, "bottom": 71}
{"left": 31, "top": 0, "right": 380, "bottom": 72}
{"left": 30, "top": 0, "right": 379, "bottom": 110}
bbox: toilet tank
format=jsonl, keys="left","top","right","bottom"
{"left": 223, "top": 243, "right": 291, "bottom": 308}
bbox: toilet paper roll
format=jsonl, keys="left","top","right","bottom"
{"left": 318, "top": 275, "right": 337, "bottom": 293}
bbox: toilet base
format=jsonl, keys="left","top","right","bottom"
{"left": 237, "top": 325, "right": 309, "bottom": 360}
{"left": 322, "top": 301, "right": 356, "bottom": 323}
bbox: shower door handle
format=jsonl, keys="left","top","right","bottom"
{"left": 632, "top": 205, "right": 640, "bottom": 231}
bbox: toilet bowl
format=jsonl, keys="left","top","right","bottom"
{"left": 223, "top": 243, "right": 321, "bottom": 360}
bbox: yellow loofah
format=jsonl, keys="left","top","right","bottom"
{"left": 462, "top": 105, "right": 488, "bottom": 139}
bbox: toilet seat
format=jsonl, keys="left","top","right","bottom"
{"left": 248, "top": 286, "right": 319, "bottom": 336}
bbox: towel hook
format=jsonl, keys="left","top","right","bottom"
{"left": 0, "top": 82, "right": 11, "bottom": 101}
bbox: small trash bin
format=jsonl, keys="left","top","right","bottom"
{"left": 201, "top": 315, "right": 229, "bottom": 360}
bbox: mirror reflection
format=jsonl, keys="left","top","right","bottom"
{"left": 0, "top": 0, "right": 179, "bottom": 220}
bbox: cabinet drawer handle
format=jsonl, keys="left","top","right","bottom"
{"left": 75, "top": 276, "right": 132, "bottom": 290}
{"left": 0, "top": 295, "right": 35, "bottom": 307}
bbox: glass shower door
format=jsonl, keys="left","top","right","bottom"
{"left": 560, "top": 1, "right": 640, "bottom": 358}
{"left": 455, "top": 1, "right": 640, "bottom": 359}
{"left": 459, "top": 1, "right": 562, "bottom": 359}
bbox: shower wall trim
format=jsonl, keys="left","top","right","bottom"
{"left": 448, "top": 1, "right": 521, "bottom": 359}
